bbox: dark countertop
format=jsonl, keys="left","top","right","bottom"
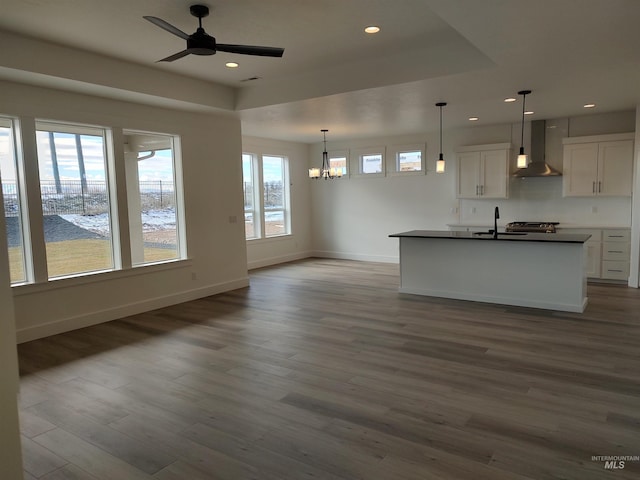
{"left": 389, "top": 230, "right": 591, "bottom": 244}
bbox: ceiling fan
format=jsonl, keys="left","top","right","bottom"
{"left": 144, "top": 4, "right": 284, "bottom": 62}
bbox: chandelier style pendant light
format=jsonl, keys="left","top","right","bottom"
{"left": 309, "top": 129, "right": 342, "bottom": 179}
{"left": 516, "top": 90, "right": 532, "bottom": 169}
{"left": 436, "top": 102, "right": 447, "bottom": 173}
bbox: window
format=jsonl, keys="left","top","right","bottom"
{"left": 262, "top": 155, "right": 289, "bottom": 237}
{"left": 124, "top": 131, "right": 183, "bottom": 266}
{"left": 329, "top": 150, "right": 348, "bottom": 177}
{"left": 362, "top": 154, "right": 383, "bottom": 173}
{"left": 36, "top": 121, "right": 114, "bottom": 278}
{"left": 0, "top": 117, "right": 26, "bottom": 284}
{"left": 242, "top": 152, "right": 291, "bottom": 239}
{"left": 1, "top": 116, "right": 187, "bottom": 286}
{"left": 387, "top": 143, "right": 426, "bottom": 175}
{"left": 242, "top": 153, "right": 259, "bottom": 239}
{"left": 350, "top": 146, "right": 386, "bottom": 177}
{"left": 398, "top": 151, "right": 422, "bottom": 171}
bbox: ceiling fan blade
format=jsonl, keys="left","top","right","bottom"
{"left": 216, "top": 44, "right": 284, "bottom": 57}
{"left": 158, "top": 50, "right": 191, "bottom": 62}
{"left": 143, "top": 16, "right": 190, "bottom": 40}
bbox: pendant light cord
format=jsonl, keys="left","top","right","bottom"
{"left": 439, "top": 105, "right": 443, "bottom": 156}
{"left": 520, "top": 93, "right": 526, "bottom": 149}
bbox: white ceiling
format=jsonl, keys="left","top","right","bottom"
{"left": 1, "top": 0, "right": 640, "bottom": 142}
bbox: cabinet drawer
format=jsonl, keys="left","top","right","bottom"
{"left": 603, "top": 229, "right": 630, "bottom": 242}
{"left": 601, "top": 261, "right": 630, "bottom": 280}
{"left": 602, "top": 242, "right": 630, "bottom": 261}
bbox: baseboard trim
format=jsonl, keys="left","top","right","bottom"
{"left": 16, "top": 277, "right": 250, "bottom": 343}
{"left": 311, "top": 250, "right": 398, "bottom": 264}
{"left": 247, "top": 251, "right": 312, "bottom": 270}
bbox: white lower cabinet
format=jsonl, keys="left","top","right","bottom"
{"left": 557, "top": 228, "right": 630, "bottom": 281}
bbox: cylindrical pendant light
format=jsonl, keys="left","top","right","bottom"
{"left": 517, "top": 90, "right": 531, "bottom": 169}
{"left": 436, "top": 102, "right": 447, "bottom": 173}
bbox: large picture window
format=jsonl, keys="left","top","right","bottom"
{"left": 242, "top": 152, "right": 291, "bottom": 240}
{"left": 124, "top": 131, "right": 183, "bottom": 266}
{"left": 0, "top": 116, "right": 187, "bottom": 286}
{"left": 35, "top": 122, "right": 114, "bottom": 278}
{"left": 0, "top": 117, "right": 27, "bottom": 284}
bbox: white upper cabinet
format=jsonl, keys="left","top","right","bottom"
{"left": 562, "top": 134, "right": 634, "bottom": 197}
{"left": 456, "top": 143, "right": 510, "bottom": 199}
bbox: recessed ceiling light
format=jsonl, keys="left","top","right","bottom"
{"left": 225, "top": 62, "right": 239, "bottom": 68}
{"left": 469, "top": 117, "right": 479, "bottom": 121}
{"left": 524, "top": 111, "right": 534, "bottom": 115}
{"left": 364, "top": 26, "right": 380, "bottom": 34}
{"left": 504, "top": 97, "right": 517, "bottom": 103}
{"left": 584, "top": 103, "right": 596, "bottom": 108}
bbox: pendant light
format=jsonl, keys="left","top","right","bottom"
{"left": 309, "top": 129, "right": 342, "bottom": 179}
{"left": 516, "top": 90, "right": 532, "bottom": 169}
{"left": 436, "top": 102, "right": 447, "bottom": 173}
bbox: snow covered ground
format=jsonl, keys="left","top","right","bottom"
{"left": 61, "top": 209, "right": 176, "bottom": 237}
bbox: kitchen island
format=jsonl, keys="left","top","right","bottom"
{"left": 389, "top": 230, "right": 592, "bottom": 312}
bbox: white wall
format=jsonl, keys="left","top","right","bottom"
{"left": 309, "top": 132, "right": 459, "bottom": 262}
{"left": 243, "top": 136, "right": 313, "bottom": 269}
{"left": 0, "top": 80, "right": 249, "bottom": 342}
{"left": 309, "top": 111, "right": 636, "bottom": 263}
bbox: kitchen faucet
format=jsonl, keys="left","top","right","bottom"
{"left": 493, "top": 206, "right": 499, "bottom": 239}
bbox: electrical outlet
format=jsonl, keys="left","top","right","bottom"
{"left": 591, "top": 206, "right": 598, "bottom": 214}
{"left": 470, "top": 207, "right": 476, "bottom": 214}
{"left": 191, "top": 272, "right": 197, "bottom": 281}
{"left": 229, "top": 215, "right": 237, "bottom": 224}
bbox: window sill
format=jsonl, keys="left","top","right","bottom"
{"left": 11, "top": 258, "right": 193, "bottom": 295}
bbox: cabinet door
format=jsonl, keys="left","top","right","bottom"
{"left": 480, "top": 149, "right": 508, "bottom": 198}
{"left": 597, "top": 140, "right": 633, "bottom": 196}
{"left": 563, "top": 143, "right": 599, "bottom": 196}
{"left": 585, "top": 242, "right": 601, "bottom": 278}
{"left": 457, "top": 151, "right": 480, "bottom": 198}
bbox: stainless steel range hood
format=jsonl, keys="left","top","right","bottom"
{"left": 513, "top": 120, "right": 562, "bottom": 177}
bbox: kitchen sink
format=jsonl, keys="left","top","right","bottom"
{"left": 473, "top": 231, "right": 527, "bottom": 236}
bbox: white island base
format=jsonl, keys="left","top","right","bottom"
{"left": 394, "top": 234, "right": 588, "bottom": 313}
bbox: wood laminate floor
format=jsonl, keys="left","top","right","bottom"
{"left": 17, "top": 258, "right": 640, "bottom": 479}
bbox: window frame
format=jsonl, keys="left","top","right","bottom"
{"left": 242, "top": 151, "right": 292, "bottom": 241}
{"left": 35, "top": 120, "right": 116, "bottom": 280}
{"left": 350, "top": 146, "right": 386, "bottom": 178}
{"left": 387, "top": 143, "right": 427, "bottom": 176}
{"left": 0, "top": 116, "right": 29, "bottom": 285}
{"left": 328, "top": 149, "right": 349, "bottom": 178}
{"left": 261, "top": 154, "right": 291, "bottom": 238}
{"left": 242, "top": 152, "right": 260, "bottom": 240}
{"left": 0, "top": 114, "right": 189, "bottom": 288}
{"left": 123, "top": 129, "right": 186, "bottom": 268}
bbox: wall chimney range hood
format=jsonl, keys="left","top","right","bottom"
{"left": 513, "top": 120, "right": 562, "bottom": 177}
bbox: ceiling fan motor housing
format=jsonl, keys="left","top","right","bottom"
{"left": 188, "top": 30, "right": 216, "bottom": 55}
